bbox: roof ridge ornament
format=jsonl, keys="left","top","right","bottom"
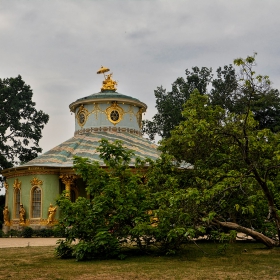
{"left": 97, "top": 66, "right": 118, "bottom": 92}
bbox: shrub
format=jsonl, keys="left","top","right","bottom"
{"left": 37, "top": 228, "right": 54, "bottom": 237}
{"left": 21, "top": 227, "right": 33, "bottom": 238}
{"left": 55, "top": 239, "right": 74, "bottom": 259}
{"left": 7, "top": 229, "right": 20, "bottom": 237}
{"left": 53, "top": 226, "right": 66, "bottom": 238}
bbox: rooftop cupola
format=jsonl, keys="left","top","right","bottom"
{"left": 69, "top": 67, "right": 147, "bottom": 136}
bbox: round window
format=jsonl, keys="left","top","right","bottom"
{"left": 79, "top": 112, "right": 86, "bottom": 125}
{"left": 110, "top": 110, "right": 119, "bottom": 121}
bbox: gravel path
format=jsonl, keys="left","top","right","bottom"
{"left": 0, "top": 238, "right": 61, "bottom": 248}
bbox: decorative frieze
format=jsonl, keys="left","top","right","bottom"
{"left": 74, "top": 126, "right": 142, "bottom": 136}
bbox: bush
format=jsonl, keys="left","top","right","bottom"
{"left": 21, "top": 227, "right": 33, "bottom": 238}
{"left": 55, "top": 239, "right": 74, "bottom": 259}
{"left": 73, "top": 231, "right": 120, "bottom": 261}
{"left": 7, "top": 229, "right": 20, "bottom": 237}
{"left": 37, "top": 228, "right": 54, "bottom": 237}
{"left": 53, "top": 226, "right": 66, "bottom": 238}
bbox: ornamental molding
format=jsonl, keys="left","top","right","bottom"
{"left": 91, "top": 103, "right": 105, "bottom": 120}
{"left": 74, "top": 126, "right": 142, "bottom": 136}
{"left": 76, "top": 105, "right": 89, "bottom": 127}
{"left": 105, "top": 102, "right": 124, "bottom": 125}
{"left": 136, "top": 108, "right": 143, "bottom": 128}
{"left": 30, "top": 177, "right": 43, "bottom": 187}
{"left": 4, "top": 181, "right": 9, "bottom": 190}
{"left": 59, "top": 174, "right": 78, "bottom": 185}
{"left": 2, "top": 166, "right": 75, "bottom": 179}
{"left": 13, "top": 178, "right": 21, "bottom": 190}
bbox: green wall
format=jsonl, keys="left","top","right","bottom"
{"left": 6, "top": 174, "right": 60, "bottom": 221}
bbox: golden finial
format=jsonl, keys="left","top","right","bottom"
{"left": 97, "top": 66, "right": 118, "bottom": 92}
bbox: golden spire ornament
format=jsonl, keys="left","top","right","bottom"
{"left": 97, "top": 66, "right": 118, "bottom": 92}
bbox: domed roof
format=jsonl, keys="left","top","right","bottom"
{"left": 77, "top": 90, "right": 141, "bottom": 102}
{"left": 70, "top": 90, "right": 147, "bottom": 113}
{"left": 22, "top": 131, "right": 159, "bottom": 168}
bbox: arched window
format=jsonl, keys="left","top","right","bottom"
{"left": 14, "top": 188, "right": 20, "bottom": 219}
{"left": 31, "top": 187, "right": 41, "bottom": 218}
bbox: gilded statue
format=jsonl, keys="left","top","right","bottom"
{"left": 102, "top": 74, "right": 117, "bottom": 91}
{"left": 3, "top": 206, "right": 10, "bottom": 226}
{"left": 47, "top": 203, "right": 57, "bottom": 224}
{"left": 97, "top": 66, "right": 117, "bottom": 92}
{"left": 19, "top": 204, "right": 26, "bottom": 225}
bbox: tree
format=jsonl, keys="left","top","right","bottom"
{"left": 210, "top": 57, "right": 280, "bottom": 133}
{"left": 160, "top": 55, "right": 280, "bottom": 247}
{"left": 56, "top": 140, "right": 200, "bottom": 260}
{"left": 142, "top": 67, "right": 213, "bottom": 140}
{"left": 143, "top": 56, "right": 280, "bottom": 141}
{"left": 56, "top": 140, "right": 155, "bottom": 260}
{"left": 0, "top": 75, "right": 49, "bottom": 170}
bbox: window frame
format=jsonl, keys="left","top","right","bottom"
{"left": 13, "top": 188, "right": 21, "bottom": 219}
{"left": 30, "top": 186, "right": 42, "bottom": 219}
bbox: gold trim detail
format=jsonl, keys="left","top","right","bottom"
{"left": 91, "top": 103, "right": 106, "bottom": 120}
{"left": 30, "top": 177, "right": 43, "bottom": 186}
{"left": 60, "top": 174, "right": 78, "bottom": 198}
{"left": 74, "top": 126, "right": 142, "bottom": 136}
{"left": 76, "top": 105, "right": 89, "bottom": 127}
{"left": 126, "top": 105, "right": 134, "bottom": 121}
{"left": 4, "top": 181, "right": 9, "bottom": 190}
{"left": 13, "top": 178, "right": 21, "bottom": 190}
{"left": 136, "top": 108, "right": 143, "bottom": 128}
{"left": 105, "top": 102, "right": 124, "bottom": 125}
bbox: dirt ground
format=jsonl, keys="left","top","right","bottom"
{"left": 0, "top": 237, "right": 60, "bottom": 248}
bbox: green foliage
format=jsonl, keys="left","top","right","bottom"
{"left": 33, "top": 228, "right": 63, "bottom": 237}
{"left": 57, "top": 139, "right": 154, "bottom": 260}
{"left": 159, "top": 55, "right": 280, "bottom": 246}
{"left": 0, "top": 75, "right": 49, "bottom": 170}
{"left": 5, "top": 229, "right": 20, "bottom": 237}
{"left": 57, "top": 55, "right": 280, "bottom": 259}
{"left": 1, "top": 227, "right": 64, "bottom": 238}
{"left": 142, "top": 67, "right": 213, "bottom": 140}
{"left": 143, "top": 55, "right": 280, "bottom": 141}
{"left": 21, "top": 226, "right": 34, "bottom": 238}
{"left": 55, "top": 240, "right": 74, "bottom": 259}
{"left": 57, "top": 139, "right": 208, "bottom": 259}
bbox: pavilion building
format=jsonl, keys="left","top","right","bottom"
{"left": 2, "top": 67, "right": 159, "bottom": 231}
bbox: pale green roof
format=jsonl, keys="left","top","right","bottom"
{"left": 76, "top": 90, "right": 141, "bottom": 103}
{"left": 22, "top": 131, "right": 159, "bottom": 168}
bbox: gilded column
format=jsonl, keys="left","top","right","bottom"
{"left": 59, "top": 174, "right": 78, "bottom": 198}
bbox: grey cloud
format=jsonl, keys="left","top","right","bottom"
{"left": 0, "top": 0, "right": 280, "bottom": 153}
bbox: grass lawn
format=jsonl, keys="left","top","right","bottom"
{"left": 0, "top": 240, "right": 279, "bottom": 280}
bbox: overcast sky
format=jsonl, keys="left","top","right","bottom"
{"left": 1, "top": 0, "right": 280, "bottom": 155}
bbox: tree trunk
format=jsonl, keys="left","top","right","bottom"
{"left": 212, "top": 218, "right": 277, "bottom": 248}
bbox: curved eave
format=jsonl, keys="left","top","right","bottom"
{"left": 2, "top": 131, "right": 159, "bottom": 179}
{"left": 1, "top": 165, "right": 76, "bottom": 179}
{"left": 69, "top": 94, "right": 147, "bottom": 113}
